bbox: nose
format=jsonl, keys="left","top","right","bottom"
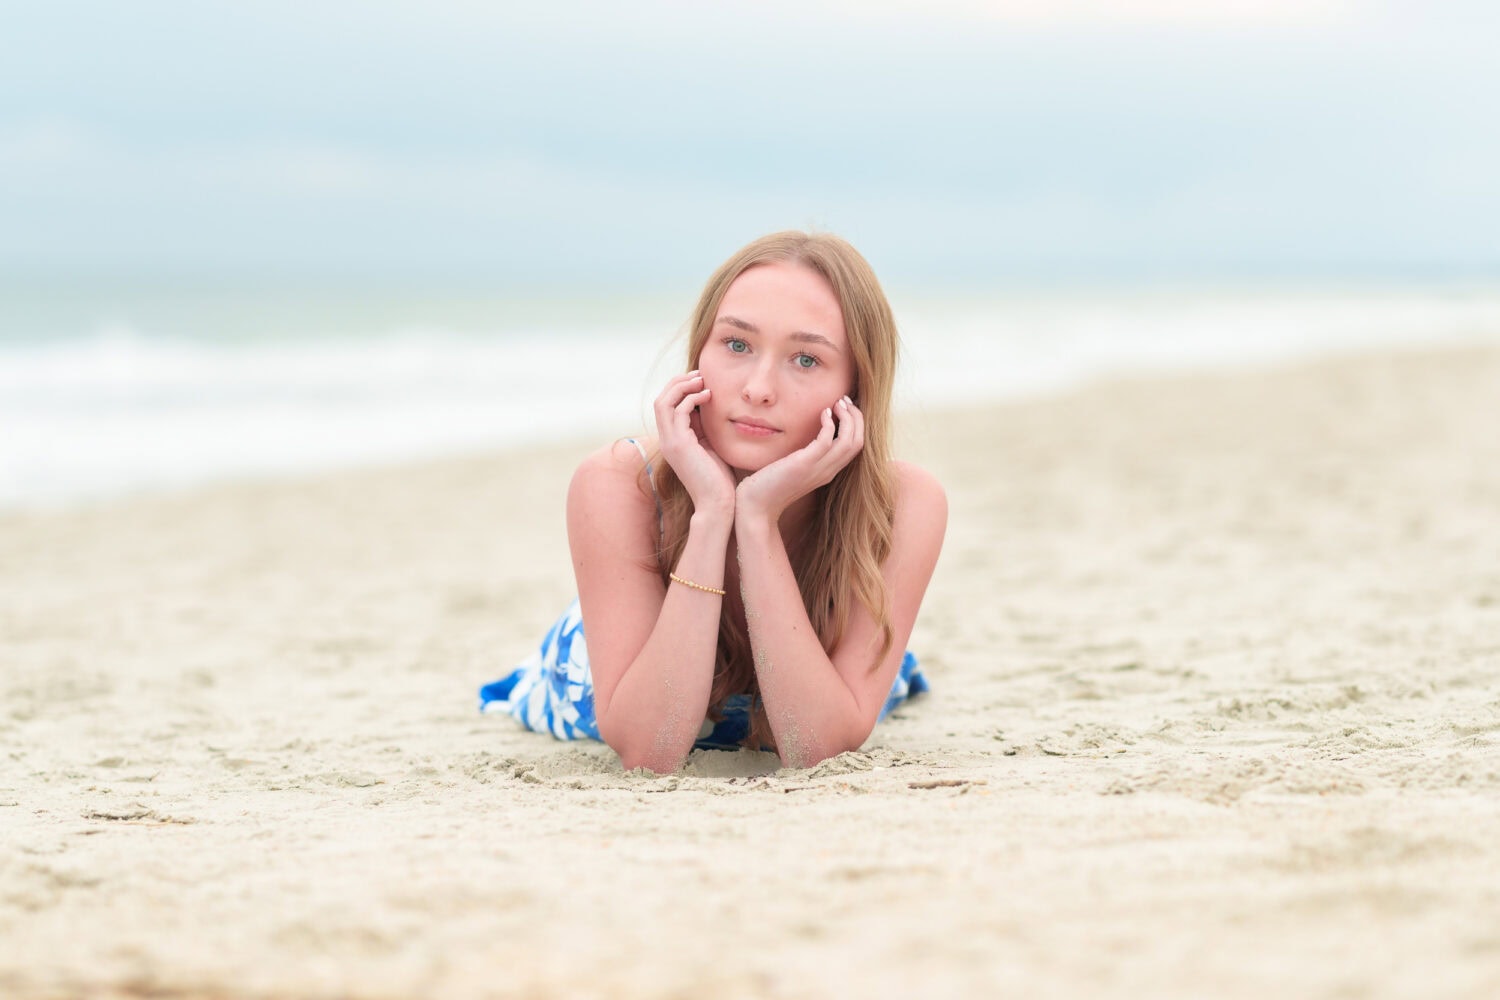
{"left": 741, "top": 358, "right": 777, "bottom": 406}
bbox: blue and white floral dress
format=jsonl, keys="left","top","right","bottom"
{"left": 478, "top": 439, "right": 929, "bottom": 751}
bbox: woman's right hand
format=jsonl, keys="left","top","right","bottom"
{"left": 654, "top": 371, "right": 735, "bottom": 518}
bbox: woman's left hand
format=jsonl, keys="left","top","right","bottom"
{"left": 735, "top": 395, "right": 864, "bottom": 524}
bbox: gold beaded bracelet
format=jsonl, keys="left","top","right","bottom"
{"left": 669, "top": 572, "right": 726, "bottom": 596}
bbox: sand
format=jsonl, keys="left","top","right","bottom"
{"left": 3, "top": 344, "right": 1499, "bottom": 999}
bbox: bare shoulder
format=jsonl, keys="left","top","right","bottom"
{"left": 567, "top": 438, "right": 661, "bottom": 546}
{"left": 890, "top": 460, "right": 948, "bottom": 525}
{"left": 569, "top": 439, "right": 657, "bottom": 504}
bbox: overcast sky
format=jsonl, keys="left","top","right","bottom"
{"left": 2, "top": 1, "right": 1496, "bottom": 290}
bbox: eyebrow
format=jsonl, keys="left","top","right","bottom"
{"left": 715, "top": 315, "right": 842, "bottom": 353}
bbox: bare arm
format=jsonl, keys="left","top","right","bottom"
{"left": 567, "top": 447, "right": 731, "bottom": 772}
{"left": 571, "top": 372, "right": 737, "bottom": 773}
{"left": 737, "top": 457, "right": 948, "bottom": 768}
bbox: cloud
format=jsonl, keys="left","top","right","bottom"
{"left": 2, "top": 3, "right": 1496, "bottom": 283}
{"left": 818, "top": 0, "right": 1359, "bottom": 28}
{"left": 0, "top": 120, "right": 92, "bottom": 166}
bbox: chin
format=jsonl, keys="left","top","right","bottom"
{"left": 704, "top": 426, "right": 785, "bottom": 474}
{"left": 717, "top": 443, "right": 777, "bottom": 475}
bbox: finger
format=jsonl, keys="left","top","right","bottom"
{"left": 674, "top": 387, "right": 711, "bottom": 417}
{"left": 657, "top": 384, "right": 706, "bottom": 441}
{"left": 661, "top": 390, "right": 712, "bottom": 455}
{"left": 689, "top": 410, "right": 730, "bottom": 468}
{"left": 823, "top": 396, "right": 863, "bottom": 473}
{"left": 812, "top": 405, "right": 837, "bottom": 451}
{"left": 832, "top": 396, "right": 856, "bottom": 446}
{"left": 658, "top": 370, "right": 701, "bottom": 398}
{"left": 671, "top": 399, "right": 709, "bottom": 448}
{"left": 843, "top": 396, "right": 865, "bottom": 454}
{"left": 780, "top": 408, "right": 834, "bottom": 477}
{"left": 654, "top": 370, "right": 704, "bottom": 411}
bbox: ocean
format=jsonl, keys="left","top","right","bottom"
{"left": 3, "top": 281, "right": 1497, "bottom": 511}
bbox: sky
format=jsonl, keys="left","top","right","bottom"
{"left": 2, "top": 0, "right": 1496, "bottom": 291}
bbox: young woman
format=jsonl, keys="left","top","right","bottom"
{"left": 480, "top": 231, "right": 947, "bottom": 773}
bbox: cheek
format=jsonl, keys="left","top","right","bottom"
{"left": 698, "top": 371, "right": 725, "bottom": 416}
{"left": 696, "top": 356, "right": 725, "bottom": 394}
{"left": 694, "top": 373, "right": 729, "bottom": 444}
{"left": 788, "top": 394, "right": 837, "bottom": 446}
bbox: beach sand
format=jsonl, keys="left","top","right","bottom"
{"left": 3, "top": 344, "right": 1499, "bottom": 999}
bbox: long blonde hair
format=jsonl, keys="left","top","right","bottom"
{"left": 649, "top": 231, "right": 900, "bottom": 750}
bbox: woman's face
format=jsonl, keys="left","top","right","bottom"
{"left": 696, "top": 261, "right": 855, "bottom": 474}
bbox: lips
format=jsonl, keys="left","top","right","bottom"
{"left": 730, "top": 417, "right": 780, "bottom": 437}
{"left": 731, "top": 417, "right": 778, "bottom": 431}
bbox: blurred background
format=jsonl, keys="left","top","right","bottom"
{"left": 3, "top": 0, "right": 1498, "bottom": 507}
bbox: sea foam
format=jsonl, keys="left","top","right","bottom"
{"left": 3, "top": 286, "right": 1496, "bottom": 509}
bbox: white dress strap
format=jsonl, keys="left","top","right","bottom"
{"left": 622, "top": 437, "right": 664, "bottom": 547}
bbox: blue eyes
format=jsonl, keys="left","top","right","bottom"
{"left": 722, "top": 336, "right": 819, "bottom": 370}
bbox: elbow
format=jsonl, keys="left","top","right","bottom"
{"left": 615, "top": 746, "right": 688, "bottom": 775}
{"left": 601, "top": 719, "right": 691, "bottom": 775}
{"left": 782, "top": 720, "right": 872, "bottom": 770}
